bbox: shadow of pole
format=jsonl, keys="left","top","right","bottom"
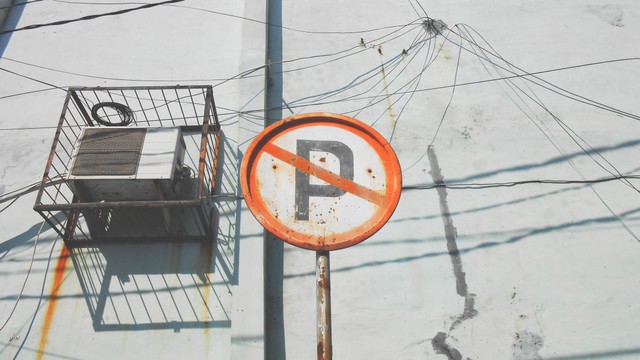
{"left": 0, "top": 1, "right": 27, "bottom": 58}
{"left": 264, "top": 0, "right": 286, "bottom": 358}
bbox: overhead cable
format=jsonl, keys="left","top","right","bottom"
{"left": 402, "top": 175, "right": 640, "bottom": 190}
{"left": 0, "top": 222, "right": 46, "bottom": 332}
{"left": 0, "top": 0, "right": 184, "bottom": 35}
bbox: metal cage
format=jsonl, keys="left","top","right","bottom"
{"left": 33, "top": 85, "right": 222, "bottom": 247}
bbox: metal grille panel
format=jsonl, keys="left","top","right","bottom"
{"left": 72, "top": 128, "right": 146, "bottom": 176}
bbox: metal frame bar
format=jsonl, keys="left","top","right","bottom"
{"left": 33, "top": 85, "right": 222, "bottom": 246}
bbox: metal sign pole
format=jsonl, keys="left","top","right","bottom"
{"left": 240, "top": 114, "right": 402, "bottom": 359}
{"left": 316, "top": 250, "right": 332, "bottom": 360}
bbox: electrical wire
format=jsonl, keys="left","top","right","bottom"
{"left": 171, "top": 2, "right": 420, "bottom": 36}
{"left": 90, "top": 102, "right": 135, "bottom": 126}
{"left": 217, "top": 19, "right": 425, "bottom": 85}
{"left": 455, "top": 23, "right": 640, "bottom": 194}
{"left": 455, "top": 24, "right": 640, "bottom": 195}
{"left": 0, "top": 222, "right": 45, "bottom": 332}
{"left": 353, "top": 31, "right": 434, "bottom": 123}
{"left": 445, "top": 26, "right": 640, "bottom": 121}
{"left": 2, "top": 53, "right": 639, "bottom": 127}
{"left": 0, "top": 67, "right": 67, "bottom": 92}
{"left": 446, "top": 22, "right": 640, "bottom": 242}
{"left": 260, "top": 57, "right": 640, "bottom": 115}
{"left": 360, "top": 30, "right": 439, "bottom": 137}
{"left": 0, "top": 197, "right": 19, "bottom": 213}
{"left": 312, "top": 32, "right": 434, "bottom": 116}
{"left": 456, "top": 27, "right": 632, "bottom": 189}
{"left": 0, "top": 0, "right": 184, "bottom": 35}
{"left": 1, "top": 13, "right": 639, "bottom": 163}
{"left": 52, "top": 20, "right": 426, "bottom": 122}
{"left": 52, "top": 0, "right": 416, "bottom": 35}
{"left": 342, "top": 31, "right": 447, "bottom": 118}
{"left": 402, "top": 175, "right": 640, "bottom": 190}
{"left": 0, "top": 19, "right": 425, "bottom": 125}
{"left": 429, "top": 25, "right": 462, "bottom": 145}
{"left": 0, "top": 18, "right": 423, "bottom": 85}
{"left": 0, "top": 87, "right": 59, "bottom": 101}
{"left": 0, "top": 176, "right": 64, "bottom": 205}
{"left": 290, "top": 27, "right": 428, "bottom": 110}
{"left": 53, "top": 0, "right": 148, "bottom": 5}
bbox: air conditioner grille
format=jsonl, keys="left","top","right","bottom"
{"left": 71, "top": 128, "right": 146, "bottom": 176}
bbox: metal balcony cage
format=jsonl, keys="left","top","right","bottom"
{"left": 33, "top": 86, "right": 222, "bottom": 247}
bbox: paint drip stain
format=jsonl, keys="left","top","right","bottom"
{"left": 379, "top": 62, "right": 397, "bottom": 140}
{"left": 36, "top": 245, "right": 70, "bottom": 360}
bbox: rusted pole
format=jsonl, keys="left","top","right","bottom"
{"left": 316, "top": 250, "right": 332, "bottom": 360}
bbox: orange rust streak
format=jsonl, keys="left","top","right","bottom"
{"left": 263, "top": 142, "right": 386, "bottom": 206}
{"left": 36, "top": 245, "right": 70, "bottom": 360}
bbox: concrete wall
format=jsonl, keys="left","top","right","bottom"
{"left": 1, "top": 1, "right": 640, "bottom": 359}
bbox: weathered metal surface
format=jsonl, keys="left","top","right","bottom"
{"left": 316, "top": 251, "right": 332, "bottom": 360}
{"left": 240, "top": 112, "right": 402, "bottom": 251}
{"left": 32, "top": 86, "right": 223, "bottom": 245}
{"left": 34, "top": 198, "right": 202, "bottom": 211}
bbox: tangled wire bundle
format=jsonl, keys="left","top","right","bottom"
{"left": 90, "top": 102, "right": 135, "bottom": 126}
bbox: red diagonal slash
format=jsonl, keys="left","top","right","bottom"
{"left": 263, "top": 142, "right": 386, "bottom": 206}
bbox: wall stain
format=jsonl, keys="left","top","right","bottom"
{"left": 428, "top": 146, "right": 477, "bottom": 358}
{"left": 379, "top": 61, "right": 397, "bottom": 140}
{"left": 431, "top": 332, "right": 463, "bottom": 360}
{"left": 36, "top": 244, "right": 70, "bottom": 360}
{"left": 511, "top": 331, "right": 544, "bottom": 360}
{"left": 200, "top": 242, "right": 213, "bottom": 354}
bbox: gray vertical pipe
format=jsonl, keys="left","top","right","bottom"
{"left": 264, "top": 0, "right": 285, "bottom": 359}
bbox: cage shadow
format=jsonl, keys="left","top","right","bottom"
{"left": 69, "top": 242, "right": 231, "bottom": 331}
{"left": 66, "top": 130, "right": 240, "bottom": 332}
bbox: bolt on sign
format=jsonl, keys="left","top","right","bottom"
{"left": 240, "top": 113, "right": 402, "bottom": 251}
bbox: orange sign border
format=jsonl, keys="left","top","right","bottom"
{"left": 240, "top": 112, "right": 402, "bottom": 251}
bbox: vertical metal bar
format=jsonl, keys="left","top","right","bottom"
{"left": 134, "top": 89, "right": 151, "bottom": 126}
{"left": 187, "top": 88, "right": 200, "bottom": 126}
{"left": 316, "top": 250, "right": 332, "bottom": 360}
{"left": 208, "top": 87, "right": 221, "bottom": 130}
{"left": 174, "top": 89, "right": 188, "bottom": 126}
{"left": 160, "top": 89, "right": 176, "bottom": 126}
{"left": 210, "top": 130, "right": 221, "bottom": 194}
{"left": 147, "top": 89, "right": 162, "bottom": 126}
{"left": 196, "top": 88, "right": 212, "bottom": 198}
{"left": 70, "top": 90, "right": 94, "bottom": 126}
{"left": 34, "top": 91, "right": 72, "bottom": 208}
{"left": 119, "top": 90, "right": 136, "bottom": 126}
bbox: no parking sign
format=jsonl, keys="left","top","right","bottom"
{"left": 240, "top": 112, "right": 402, "bottom": 250}
{"left": 240, "top": 112, "right": 402, "bottom": 359}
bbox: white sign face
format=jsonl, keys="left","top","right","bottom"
{"left": 241, "top": 113, "right": 402, "bottom": 251}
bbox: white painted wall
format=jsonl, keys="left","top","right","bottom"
{"left": 1, "top": 1, "right": 639, "bottom": 359}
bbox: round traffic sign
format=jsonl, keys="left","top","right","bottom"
{"left": 240, "top": 113, "right": 402, "bottom": 251}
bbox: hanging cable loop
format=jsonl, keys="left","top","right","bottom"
{"left": 90, "top": 102, "right": 134, "bottom": 126}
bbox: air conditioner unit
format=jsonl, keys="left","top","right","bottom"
{"left": 67, "top": 127, "right": 189, "bottom": 239}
